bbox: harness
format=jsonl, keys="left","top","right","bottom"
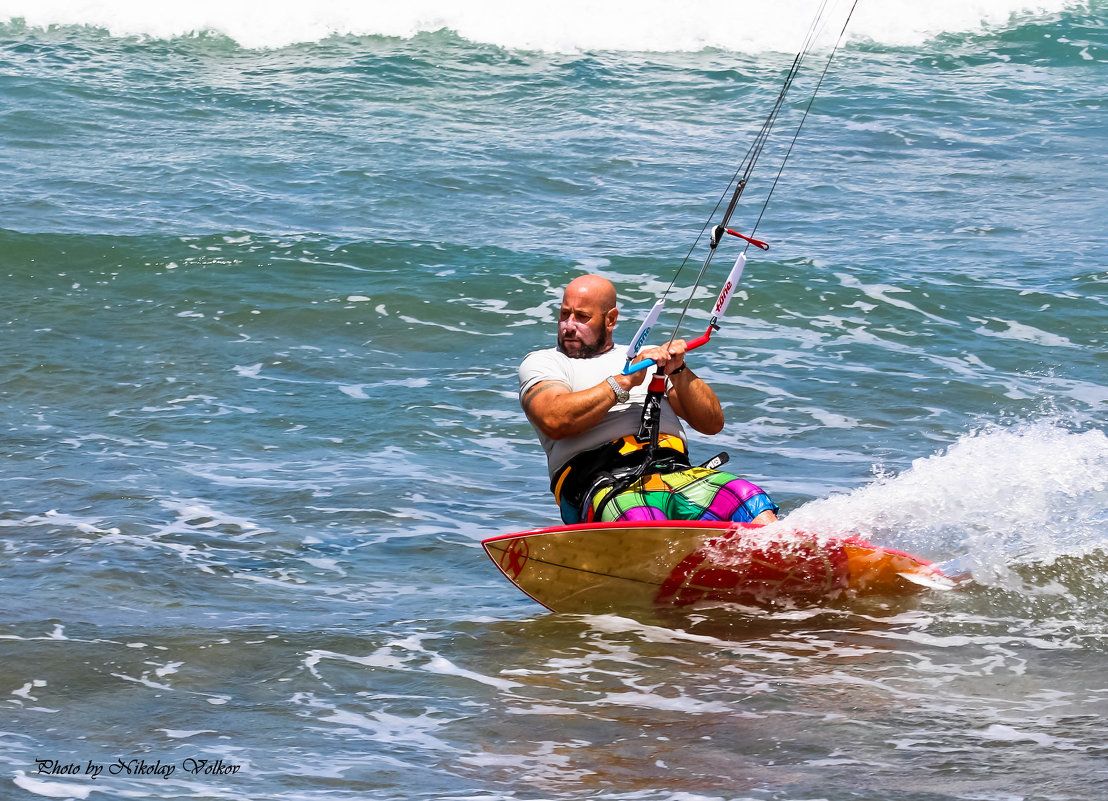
{"left": 550, "top": 369, "right": 728, "bottom": 522}
{"left": 551, "top": 432, "right": 691, "bottom": 511}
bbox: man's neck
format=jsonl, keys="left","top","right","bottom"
{"left": 558, "top": 342, "right": 616, "bottom": 359}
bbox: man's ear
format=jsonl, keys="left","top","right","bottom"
{"left": 605, "top": 307, "right": 619, "bottom": 333}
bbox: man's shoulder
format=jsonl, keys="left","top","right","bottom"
{"left": 520, "top": 346, "right": 563, "bottom": 365}
{"left": 520, "top": 346, "right": 625, "bottom": 374}
{"left": 519, "top": 347, "right": 565, "bottom": 377}
{"left": 519, "top": 347, "right": 567, "bottom": 393}
{"left": 519, "top": 346, "right": 627, "bottom": 393}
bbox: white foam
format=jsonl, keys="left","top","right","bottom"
{"left": 834, "top": 272, "right": 958, "bottom": 325}
{"left": 301, "top": 556, "right": 347, "bottom": 576}
{"left": 337, "top": 384, "right": 369, "bottom": 399}
{"left": 785, "top": 420, "right": 1108, "bottom": 567}
{"left": 0, "top": 510, "right": 123, "bottom": 538}
{"left": 155, "top": 497, "right": 268, "bottom": 539}
{"left": 12, "top": 772, "right": 92, "bottom": 800}
{"left": 12, "top": 680, "right": 46, "bottom": 700}
{"left": 233, "top": 362, "right": 263, "bottom": 379}
{"left": 970, "top": 316, "right": 1081, "bottom": 349}
{"left": 159, "top": 728, "right": 217, "bottom": 738}
{"left": 599, "top": 691, "right": 733, "bottom": 714}
{"left": 0, "top": 0, "right": 1083, "bottom": 51}
{"left": 293, "top": 694, "right": 460, "bottom": 753}
{"left": 306, "top": 641, "right": 520, "bottom": 691}
{"left": 976, "top": 723, "right": 1059, "bottom": 747}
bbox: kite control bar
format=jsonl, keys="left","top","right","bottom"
{"left": 622, "top": 251, "right": 748, "bottom": 376}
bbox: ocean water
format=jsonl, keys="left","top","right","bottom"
{"left": 2, "top": 1, "right": 1106, "bottom": 799}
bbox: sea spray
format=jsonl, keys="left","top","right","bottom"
{"left": 784, "top": 420, "right": 1108, "bottom": 583}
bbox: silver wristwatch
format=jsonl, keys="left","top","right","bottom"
{"left": 606, "top": 376, "right": 630, "bottom": 404}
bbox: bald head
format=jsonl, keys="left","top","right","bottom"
{"left": 557, "top": 274, "right": 619, "bottom": 359}
{"left": 564, "top": 274, "right": 617, "bottom": 313}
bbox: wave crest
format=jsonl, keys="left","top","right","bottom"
{"left": 1, "top": 0, "right": 1089, "bottom": 52}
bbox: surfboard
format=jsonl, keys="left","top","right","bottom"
{"left": 482, "top": 520, "right": 949, "bottom": 614}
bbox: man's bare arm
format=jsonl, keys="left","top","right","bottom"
{"left": 521, "top": 375, "right": 635, "bottom": 441}
{"left": 666, "top": 367, "right": 725, "bottom": 435}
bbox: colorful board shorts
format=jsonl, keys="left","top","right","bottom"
{"left": 565, "top": 466, "right": 778, "bottom": 524}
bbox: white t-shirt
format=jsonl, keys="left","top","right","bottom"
{"left": 519, "top": 346, "right": 687, "bottom": 478}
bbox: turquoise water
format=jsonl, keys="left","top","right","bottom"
{"left": 2, "top": 2, "right": 1107, "bottom": 799}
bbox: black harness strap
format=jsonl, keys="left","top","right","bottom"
{"left": 551, "top": 368, "right": 732, "bottom": 520}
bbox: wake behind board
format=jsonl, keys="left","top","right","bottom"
{"left": 482, "top": 520, "right": 948, "bottom": 615}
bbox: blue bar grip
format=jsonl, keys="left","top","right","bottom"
{"left": 621, "top": 358, "right": 656, "bottom": 376}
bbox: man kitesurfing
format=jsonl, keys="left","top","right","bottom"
{"left": 489, "top": 1, "right": 950, "bottom": 613}
{"left": 497, "top": 265, "right": 949, "bottom": 613}
{"left": 516, "top": 1, "right": 862, "bottom": 527}
{"left": 519, "top": 274, "right": 779, "bottom": 526}
{"left": 516, "top": 0, "right": 862, "bottom": 528}
{"left": 496, "top": 265, "right": 949, "bottom": 613}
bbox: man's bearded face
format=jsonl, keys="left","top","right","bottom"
{"left": 558, "top": 309, "right": 610, "bottom": 359}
